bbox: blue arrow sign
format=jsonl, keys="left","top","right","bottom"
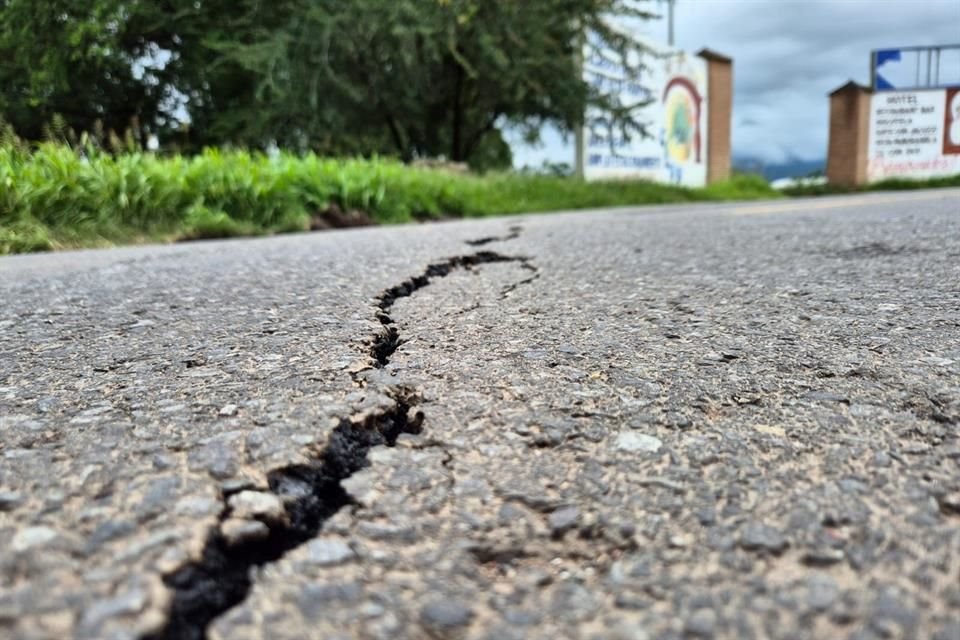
{"left": 875, "top": 49, "right": 902, "bottom": 90}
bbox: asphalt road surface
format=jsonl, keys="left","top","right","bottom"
{"left": 2, "top": 189, "right": 959, "bottom": 640}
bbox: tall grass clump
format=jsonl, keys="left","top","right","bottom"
{"left": 0, "top": 145, "right": 468, "bottom": 250}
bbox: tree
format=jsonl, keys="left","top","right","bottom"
{"left": 212, "top": 0, "right": 656, "bottom": 165}
{"left": 0, "top": 0, "right": 169, "bottom": 141}
{"left": 0, "top": 0, "right": 263, "bottom": 147}
{"left": 0, "top": 0, "right": 657, "bottom": 165}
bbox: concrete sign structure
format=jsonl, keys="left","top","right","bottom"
{"left": 867, "top": 88, "right": 960, "bottom": 181}
{"left": 576, "top": 28, "right": 731, "bottom": 186}
{"left": 826, "top": 44, "right": 960, "bottom": 186}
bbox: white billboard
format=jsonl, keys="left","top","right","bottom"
{"left": 867, "top": 88, "right": 960, "bottom": 181}
{"left": 580, "top": 36, "right": 709, "bottom": 187}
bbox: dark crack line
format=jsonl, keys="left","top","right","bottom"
{"left": 463, "top": 225, "right": 523, "bottom": 247}
{"left": 143, "top": 394, "right": 424, "bottom": 640}
{"left": 500, "top": 273, "right": 541, "bottom": 299}
{"left": 371, "top": 250, "right": 536, "bottom": 367}
{"left": 143, "top": 247, "right": 537, "bottom": 640}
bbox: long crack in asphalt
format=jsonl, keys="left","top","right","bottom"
{"left": 143, "top": 239, "right": 536, "bottom": 640}
{"left": 462, "top": 225, "right": 523, "bottom": 247}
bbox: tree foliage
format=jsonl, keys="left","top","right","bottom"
{"left": 0, "top": 0, "right": 656, "bottom": 166}
{"left": 0, "top": 0, "right": 250, "bottom": 146}
{"left": 1, "top": 1, "right": 133, "bottom": 139}
{"left": 214, "top": 0, "right": 656, "bottom": 164}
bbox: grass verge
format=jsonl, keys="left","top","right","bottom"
{"left": 4, "top": 145, "right": 957, "bottom": 256}
{"left": 781, "top": 173, "right": 960, "bottom": 197}
{"left": 1, "top": 143, "right": 774, "bottom": 255}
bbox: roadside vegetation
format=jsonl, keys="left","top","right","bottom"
{"left": 3, "top": 137, "right": 956, "bottom": 255}
{"left": 0, "top": 142, "right": 782, "bottom": 254}
{"left": 780, "top": 173, "right": 960, "bottom": 196}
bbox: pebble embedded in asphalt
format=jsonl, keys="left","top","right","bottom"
{"left": 615, "top": 431, "right": 663, "bottom": 453}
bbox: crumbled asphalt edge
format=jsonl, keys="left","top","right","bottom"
{"left": 143, "top": 248, "right": 537, "bottom": 640}
{"left": 143, "top": 402, "right": 422, "bottom": 640}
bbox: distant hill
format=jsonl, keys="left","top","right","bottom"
{"left": 734, "top": 157, "right": 825, "bottom": 181}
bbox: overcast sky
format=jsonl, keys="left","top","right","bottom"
{"left": 510, "top": 0, "right": 960, "bottom": 168}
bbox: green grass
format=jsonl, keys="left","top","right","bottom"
{"left": 0, "top": 144, "right": 784, "bottom": 254}
{"left": 781, "top": 173, "right": 960, "bottom": 197}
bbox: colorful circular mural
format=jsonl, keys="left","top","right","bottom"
{"left": 662, "top": 77, "right": 703, "bottom": 165}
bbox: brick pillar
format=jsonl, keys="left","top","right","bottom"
{"left": 826, "top": 82, "right": 872, "bottom": 186}
{"left": 698, "top": 49, "right": 733, "bottom": 184}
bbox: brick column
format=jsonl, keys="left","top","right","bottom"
{"left": 698, "top": 49, "right": 733, "bottom": 184}
{"left": 826, "top": 82, "right": 872, "bottom": 186}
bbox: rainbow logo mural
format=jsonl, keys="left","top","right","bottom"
{"left": 580, "top": 34, "right": 710, "bottom": 187}
{"left": 662, "top": 76, "right": 703, "bottom": 165}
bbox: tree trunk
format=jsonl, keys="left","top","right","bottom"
{"left": 451, "top": 62, "right": 464, "bottom": 161}
{"left": 385, "top": 113, "right": 419, "bottom": 162}
{"left": 463, "top": 112, "right": 499, "bottom": 160}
